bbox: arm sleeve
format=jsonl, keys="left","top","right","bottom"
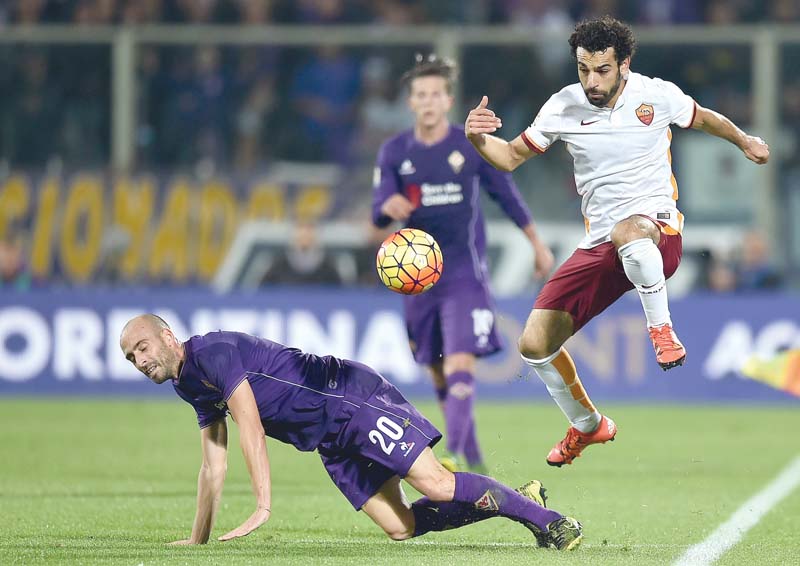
{"left": 521, "top": 94, "right": 563, "bottom": 154}
{"left": 174, "top": 385, "right": 228, "bottom": 430}
{"left": 372, "top": 142, "right": 402, "bottom": 228}
{"left": 197, "top": 343, "right": 249, "bottom": 402}
{"left": 478, "top": 157, "right": 533, "bottom": 228}
{"left": 655, "top": 78, "right": 697, "bottom": 128}
{"left": 190, "top": 343, "right": 250, "bottom": 428}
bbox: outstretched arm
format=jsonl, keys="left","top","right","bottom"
{"left": 691, "top": 104, "right": 770, "bottom": 164}
{"left": 169, "top": 419, "right": 229, "bottom": 545}
{"left": 465, "top": 96, "right": 536, "bottom": 172}
{"left": 218, "top": 379, "right": 272, "bottom": 541}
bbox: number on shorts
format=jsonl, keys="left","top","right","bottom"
{"left": 368, "top": 416, "right": 405, "bottom": 455}
{"left": 472, "top": 308, "right": 494, "bottom": 348}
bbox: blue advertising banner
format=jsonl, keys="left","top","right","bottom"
{"left": 0, "top": 289, "right": 797, "bottom": 402}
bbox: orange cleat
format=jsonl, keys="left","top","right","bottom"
{"left": 648, "top": 324, "right": 687, "bottom": 370}
{"left": 547, "top": 415, "right": 617, "bottom": 467}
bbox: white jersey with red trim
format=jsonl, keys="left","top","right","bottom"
{"left": 522, "top": 71, "right": 696, "bottom": 249}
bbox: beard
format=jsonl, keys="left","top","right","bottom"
{"left": 150, "top": 348, "right": 180, "bottom": 383}
{"left": 585, "top": 71, "right": 623, "bottom": 108}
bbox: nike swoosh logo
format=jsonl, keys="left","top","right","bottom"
{"left": 580, "top": 119, "right": 599, "bottom": 126}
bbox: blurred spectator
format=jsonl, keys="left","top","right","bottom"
{"left": 706, "top": 0, "right": 742, "bottom": 25}
{"left": 232, "top": 48, "right": 279, "bottom": 170}
{"left": 120, "top": 0, "right": 164, "bottom": 24}
{"left": 703, "top": 230, "right": 784, "bottom": 293}
{"left": 354, "top": 56, "right": 413, "bottom": 163}
{"left": 736, "top": 230, "right": 784, "bottom": 291}
{"left": 0, "top": 233, "right": 32, "bottom": 291}
{"left": 705, "top": 254, "right": 738, "bottom": 293}
{"left": 157, "top": 46, "right": 230, "bottom": 166}
{"left": 292, "top": 0, "right": 367, "bottom": 23}
{"left": 261, "top": 221, "right": 347, "bottom": 285}
{"left": 287, "top": 45, "right": 361, "bottom": 163}
{"left": 635, "top": 0, "right": 701, "bottom": 24}
{"left": 172, "top": 0, "right": 223, "bottom": 23}
{"left": 72, "top": 0, "right": 116, "bottom": 24}
{"left": 769, "top": 0, "right": 800, "bottom": 23}
{"left": 13, "top": 0, "right": 47, "bottom": 24}
{"left": 3, "top": 49, "right": 63, "bottom": 166}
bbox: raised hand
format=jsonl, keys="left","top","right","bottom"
{"left": 742, "top": 135, "right": 769, "bottom": 164}
{"left": 218, "top": 507, "right": 271, "bottom": 542}
{"left": 465, "top": 95, "right": 502, "bottom": 139}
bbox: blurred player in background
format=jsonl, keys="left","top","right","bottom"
{"left": 119, "top": 314, "right": 583, "bottom": 550}
{"left": 465, "top": 16, "right": 770, "bottom": 467}
{"left": 372, "top": 54, "right": 554, "bottom": 473}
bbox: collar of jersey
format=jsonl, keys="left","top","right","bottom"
{"left": 174, "top": 339, "right": 192, "bottom": 384}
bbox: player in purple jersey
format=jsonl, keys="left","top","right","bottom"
{"left": 372, "top": 54, "right": 555, "bottom": 473}
{"left": 119, "top": 314, "right": 583, "bottom": 550}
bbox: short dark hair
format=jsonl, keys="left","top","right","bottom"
{"left": 401, "top": 53, "right": 458, "bottom": 93}
{"left": 568, "top": 16, "right": 636, "bottom": 65}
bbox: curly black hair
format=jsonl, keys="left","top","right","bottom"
{"left": 401, "top": 53, "right": 458, "bottom": 93}
{"left": 568, "top": 16, "right": 636, "bottom": 64}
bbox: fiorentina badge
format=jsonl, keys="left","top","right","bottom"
{"left": 448, "top": 150, "right": 465, "bottom": 174}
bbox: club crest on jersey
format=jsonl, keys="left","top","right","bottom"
{"left": 399, "top": 159, "right": 416, "bottom": 175}
{"left": 474, "top": 490, "right": 499, "bottom": 512}
{"left": 636, "top": 103, "right": 654, "bottom": 126}
{"left": 447, "top": 150, "right": 465, "bottom": 174}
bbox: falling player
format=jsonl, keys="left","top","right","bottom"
{"left": 372, "top": 54, "right": 554, "bottom": 472}
{"left": 119, "top": 314, "right": 583, "bottom": 550}
{"left": 465, "top": 16, "right": 769, "bottom": 466}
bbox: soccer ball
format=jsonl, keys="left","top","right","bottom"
{"left": 376, "top": 228, "right": 443, "bottom": 295}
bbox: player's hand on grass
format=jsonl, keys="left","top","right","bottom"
{"left": 465, "top": 96, "right": 502, "bottom": 140}
{"left": 741, "top": 135, "right": 769, "bottom": 164}
{"left": 381, "top": 194, "right": 416, "bottom": 221}
{"left": 218, "top": 507, "right": 271, "bottom": 542}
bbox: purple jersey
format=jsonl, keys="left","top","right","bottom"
{"left": 373, "top": 124, "right": 533, "bottom": 289}
{"left": 173, "top": 331, "right": 380, "bottom": 451}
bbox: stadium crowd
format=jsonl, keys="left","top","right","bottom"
{"left": 0, "top": 0, "right": 795, "bottom": 290}
{"left": 1, "top": 0, "right": 799, "bottom": 168}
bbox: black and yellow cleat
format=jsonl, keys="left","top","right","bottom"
{"left": 514, "top": 480, "right": 549, "bottom": 548}
{"left": 545, "top": 516, "right": 583, "bottom": 551}
{"left": 438, "top": 451, "right": 461, "bottom": 473}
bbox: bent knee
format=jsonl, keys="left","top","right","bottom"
{"left": 611, "top": 216, "right": 659, "bottom": 248}
{"left": 519, "top": 331, "right": 561, "bottom": 361}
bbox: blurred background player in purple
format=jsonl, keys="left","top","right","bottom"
{"left": 371, "top": 54, "right": 554, "bottom": 473}
{"left": 119, "top": 314, "right": 583, "bottom": 550}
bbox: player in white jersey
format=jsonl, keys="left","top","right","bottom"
{"left": 465, "top": 16, "right": 770, "bottom": 467}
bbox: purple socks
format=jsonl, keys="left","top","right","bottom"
{"left": 444, "top": 371, "right": 476, "bottom": 456}
{"left": 411, "top": 472, "right": 562, "bottom": 537}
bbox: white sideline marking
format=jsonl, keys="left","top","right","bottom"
{"left": 674, "top": 455, "right": 800, "bottom": 566}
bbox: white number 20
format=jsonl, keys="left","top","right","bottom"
{"left": 368, "top": 416, "right": 404, "bottom": 455}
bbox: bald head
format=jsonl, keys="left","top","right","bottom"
{"left": 120, "top": 314, "right": 184, "bottom": 384}
{"left": 121, "top": 314, "right": 169, "bottom": 341}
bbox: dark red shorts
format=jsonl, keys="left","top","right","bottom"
{"left": 534, "top": 231, "right": 683, "bottom": 332}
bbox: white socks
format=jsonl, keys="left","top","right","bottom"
{"left": 523, "top": 349, "right": 601, "bottom": 433}
{"left": 618, "top": 238, "right": 671, "bottom": 328}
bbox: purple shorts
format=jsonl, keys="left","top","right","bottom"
{"left": 534, "top": 228, "right": 683, "bottom": 331}
{"left": 317, "top": 363, "right": 442, "bottom": 510}
{"left": 403, "top": 283, "right": 503, "bottom": 365}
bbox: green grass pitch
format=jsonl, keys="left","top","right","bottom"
{"left": 1, "top": 399, "right": 798, "bottom": 565}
